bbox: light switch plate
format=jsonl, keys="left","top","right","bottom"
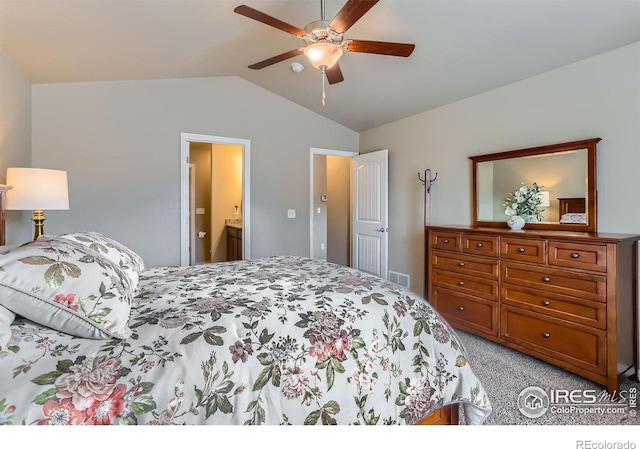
{"left": 287, "top": 209, "right": 296, "bottom": 218}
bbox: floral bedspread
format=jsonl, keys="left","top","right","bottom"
{"left": 0, "top": 256, "right": 491, "bottom": 425}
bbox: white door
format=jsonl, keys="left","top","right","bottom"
{"left": 351, "top": 149, "right": 388, "bottom": 278}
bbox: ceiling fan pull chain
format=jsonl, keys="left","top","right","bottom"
{"left": 322, "top": 66, "right": 326, "bottom": 106}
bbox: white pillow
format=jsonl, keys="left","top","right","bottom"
{"left": 56, "top": 231, "right": 145, "bottom": 287}
{"left": 0, "top": 305, "right": 16, "bottom": 350}
{"left": 0, "top": 237, "right": 135, "bottom": 339}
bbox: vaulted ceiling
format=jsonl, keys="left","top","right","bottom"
{"left": 1, "top": 0, "right": 639, "bottom": 132}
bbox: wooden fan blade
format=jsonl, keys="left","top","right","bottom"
{"left": 234, "top": 5, "right": 306, "bottom": 37}
{"left": 345, "top": 39, "right": 415, "bottom": 57}
{"left": 248, "top": 48, "right": 303, "bottom": 70}
{"left": 330, "top": 0, "right": 379, "bottom": 33}
{"left": 325, "top": 63, "right": 344, "bottom": 85}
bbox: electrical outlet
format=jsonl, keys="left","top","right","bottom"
{"left": 287, "top": 209, "right": 296, "bottom": 218}
{"left": 320, "top": 243, "right": 325, "bottom": 250}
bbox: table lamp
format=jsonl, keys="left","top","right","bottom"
{"left": 539, "top": 191, "right": 551, "bottom": 208}
{"left": 5, "top": 168, "right": 69, "bottom": 240}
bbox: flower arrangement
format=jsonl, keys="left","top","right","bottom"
{"left": 503, "top": 182, "right": 545, "bottom": 220}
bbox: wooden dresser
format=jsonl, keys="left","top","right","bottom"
{"left": 425, "top": 225, "right": 638, "bottom": 393}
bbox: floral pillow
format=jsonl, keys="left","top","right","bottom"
{"left": 56, "top": 231, "right": 145, "bottom": 287}
{"left": 0, "top": 237, "right": 135, "bottom": 339}
{"left": 0, "top": 305, "right": 15, "bottom": 350}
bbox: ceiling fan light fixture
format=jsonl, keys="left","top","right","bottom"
{"left": 303, "top": 42, "right": 343, "bottom": 70}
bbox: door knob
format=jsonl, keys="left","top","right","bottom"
{"left": 375, "top": 227, "right": 387, "bottom": 232}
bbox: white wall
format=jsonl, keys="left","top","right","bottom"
{"left": 360, "top": 42, "right": 640, "bottom": 296}
{"left": 0, "top": 48, "right": 32, "bottom": 244}
{"left": 31, "top": 76, "right": 359, "bottom": 266}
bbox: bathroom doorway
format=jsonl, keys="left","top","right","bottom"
{"left": 180, "top": 133, "right": 250, "bottom": 266}
{"left": 189, "top": 142, "right": 244, "bottom": 264}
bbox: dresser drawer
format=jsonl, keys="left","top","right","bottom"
{"left": 431, "top": 251, "right": 499, "bottom": 279}
{"left": 431, "top": 231, "right": 462, "bottom": 252}
{"left": 462, "top": 234, "right": 499, "bottom": 257}
{"left": 433, "top": 288, "right": 498, "bottom": 337}
{"left": 501, "top": 285, "right": 606, "bottom": 329}
{"left": 549, "top": 241, "right": 607, "bottom": 273}
{"left": 501, "top": 237, "right": 545, "bottom": 264}
{"left": 501, "top": 306, "right": 606, "bottom": 375}
{"left": 502, "top": 262, "right": 606, "bottom": 302}
{"left": 432, "top": 269, "right": 499, "bottom": 301}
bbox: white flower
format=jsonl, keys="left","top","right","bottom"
{"left": 503, "top": 182, "right": 545, "bottom": 219}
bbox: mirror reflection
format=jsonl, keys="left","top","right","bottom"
{"left": 476, "top": 149, "right": 587, "bottom": 224}
{"left": 470, "top": 137, "right": 599, "bottom": 232}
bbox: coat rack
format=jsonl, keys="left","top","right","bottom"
{"left": 418, "top": 169, "right": 438, "bottom": 226}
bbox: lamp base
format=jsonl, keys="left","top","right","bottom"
{"left": 32, "top": 209, "right": 46, "bottom": 241}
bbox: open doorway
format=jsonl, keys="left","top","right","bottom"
{"left": 180, "top": 133, "right": 250, "bottom": 266}
{"left": 189, "top": 142, "right": 243, "bottom": 264}
{"left": 310, "top": 148, "right": 357, "bottom": 267}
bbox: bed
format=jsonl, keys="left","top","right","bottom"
{"left": 558, "top": 197, "right": 587, "bottom": 224}
{"left": 0, "top": 205, "right": 491, "bottom": 426}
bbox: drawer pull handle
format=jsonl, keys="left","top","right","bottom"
{"left": 458, "top": 281, "right": 465, "bottom": 286}
{"left": 542, "top": 301, "right": 550, "bottom": 306}
{"left": 458, "top": 306, "right": 465, "bottom": 312}
{"left": 571, "top": 253, "right": 580, "bottom": 259}
{"left": 476, "top": 243, "right": 484, "bottom": 248}
{"left": 542, "top": 277, "right": 550, "bottom": 282}
{"left": 443, "top": 239, "right": 449, "bottom": 243}
{"left": 517, "top": 247, "right": 525, "bottom": 253}
{"left": 542, "top": 332, "right": 550, "bottom": 338}
{"left": 458, "top": 262, "right": 465, "bottom": 267}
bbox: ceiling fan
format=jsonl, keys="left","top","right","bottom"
{"left": 234, "top": 0, "right": 415, "bottom": 104}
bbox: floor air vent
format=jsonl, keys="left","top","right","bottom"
{"left": 388, "top": 270, "right": 410, "bottom": 289}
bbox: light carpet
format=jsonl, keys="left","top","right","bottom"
{"left": 456, "top": 329, "right": 640, "bottom": 425}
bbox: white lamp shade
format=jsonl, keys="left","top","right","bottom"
{"left": 5, "top": 168, "right": 69, "bottom": 210}
{"left": 303, "top": 42, "right": 343, "bottom": 69}
{"left": 539, "top": 191, "right": 550, "bottom": 208}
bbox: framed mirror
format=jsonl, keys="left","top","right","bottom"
{"left": 470, "top": 138, "right": 599, "bottom": 233}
